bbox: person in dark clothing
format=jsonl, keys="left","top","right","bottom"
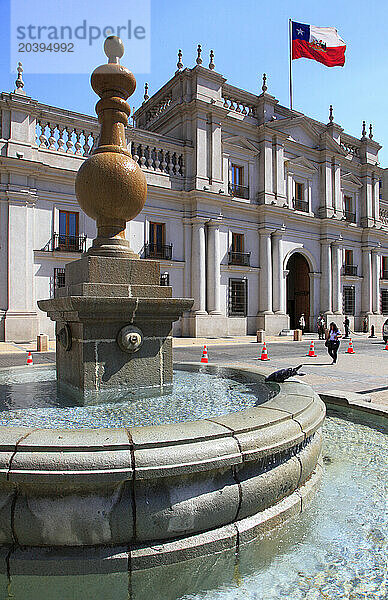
{"left": 326, "top": 322, "right": 342, "bottom": 364}
{"left": 343, "top": 316, "right": 350, "bottom": 339}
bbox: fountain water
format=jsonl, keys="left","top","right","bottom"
{"left": 0, "top": 37, "right": 326, "bottom": 585}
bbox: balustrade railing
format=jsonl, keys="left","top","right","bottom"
{"left": 340, "top": 142, "right": 360, "bottom": 157}
{"left": 228, "top": 251, "right": 251, "bottom": 266}
{"left": 144, "top": 243, "right": 173, "bottom": 260}
{"left": 343, "top": 264, "right": 358, "bottom": 276}
{"left": 228, "top": 182, "right": 249, "bottom": 199}
{"left": 380, "top": 208, "right": 388, "bottom": 225}
{"left": 143, "top": 92, "right": 173, "bottom": 126}
{"left": 293, "top": 198, "right": 309, "bottom": 212}
{"left": 222, "top": 85, "right": 257, "bottom": 119}
{"left": 36, "top": 120, "right": 98, "bottom": 156}
{"left": 344, "top": 210, "right": 356, "bottom": 223}
{"left": 44, "top": 233, "right": 87, "bottom": 253}
{"left": 129, "top": 141, "right": 184, "bottom": 176}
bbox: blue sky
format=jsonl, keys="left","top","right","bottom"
{"left": 1, "top": 0, "right": 388, "bottom": 163}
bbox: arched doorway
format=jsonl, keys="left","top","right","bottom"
{"left": 286, "top": 253, "right": 310, "bottom": 330}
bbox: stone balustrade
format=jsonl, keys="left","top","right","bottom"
{"left": 36, "top": 120, "right": 98, "bottom": 156}
{"left": 142, "top": 91, "right": 173, "bottom": 126}
{"left": 379, "top": 207, "right": 388, "bottom": 225}
{"left": 222, "top": 84, "right": 257, "bottom": 118}
{"left": 340, "top": 136, "right": 361, "bottom": 157}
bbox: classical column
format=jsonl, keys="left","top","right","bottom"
{"left": 258, "top": 230, "right": 273, "bottom": 314}
{"left": 331, "top": 241, "right": 342, "bottom": 314}
{"left": 206, "top": 219, "right": 222, "bottom": 314}
{"left": 191, "top": 219, "right": 207, "bottom": 314}
{"left": 320, "top": 240, "right": 332, "bottom": 314}
{"left": 272, "top": 231, "right": 284, "bottom": 313}
{"left": 372, "top": 249, "right": 380, "bottom": 314}
{"left": 361, "top": 247, "right": 372, "bottom": 314}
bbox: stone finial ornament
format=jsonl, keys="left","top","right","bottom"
{"left": 14, "top": 62, "right": 25, "bottom": 95}
{"left": 261, "top": 73, "right": 267, "bottom": 93}
{"left": 209, "top": 50, "right": 215, "bottom": 70}
{"left": 369, "top": 123, "right": 373, "bottom": 139}
{"left": 143, "top": 82, "right": 149, "bottom": 102}
{"left": 361, "top": 120, "right": 367, "bottom": 140}
{"left": 196, "top": 44, "right": 203, "bottom": 65}
{"left": 75, "top": 36, "right": 147, "bottom": 257}
{"left": 328, "top": 104, "right": 334, "bottom": 124}
{"left": 176, "top": 49, "right": 183, "bottom": 71}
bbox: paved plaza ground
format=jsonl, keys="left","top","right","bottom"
{"left": 1, "top": 333, "right": 387, "bottom": 408}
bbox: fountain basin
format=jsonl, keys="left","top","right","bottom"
{"left": 0, "top": 363, "right": 325, "bottom": 562}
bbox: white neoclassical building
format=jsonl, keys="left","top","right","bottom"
{"left": 1, "top": 50, "right": 388, "bottom": 342}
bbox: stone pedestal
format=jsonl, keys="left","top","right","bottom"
{"left": 38, "top": 255, "right": 193, "bottom": 404}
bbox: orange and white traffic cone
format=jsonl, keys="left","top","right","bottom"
{"left": 260, "top": 342, "right": 270, "bottom": 361}
{"left": 200, "top": 345, "right": 209, "bottom": 363}
{"left": 346, "top": 339, "right": 355, "bottom": 354}
{"left": 26, "top": 351, "right": 33, "bottom": 365}
{"left": 384, "top": 341, "right": 388, "bottom": 351}
{"left": 307, "top": 340, "right": 317, "bottom": 357}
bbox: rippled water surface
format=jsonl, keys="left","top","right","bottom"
{"left": 0, "top": 367, "right": 386, "bottom": 600}
{"left": 0, "top": 366, "right": 270, "bottom": 428}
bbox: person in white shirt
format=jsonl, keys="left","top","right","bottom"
{"left": 299, "top": 313, "right": 306, "bottom": 334}
{"left": 326, "top": 322, "right": 342, "bottom": 364}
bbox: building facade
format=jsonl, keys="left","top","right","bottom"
{"left": 1, "top": 53, "right": 388, "bottom": 342}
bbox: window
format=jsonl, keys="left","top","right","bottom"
{"left": 381, "top": 290, "right": 388, "bottom": 314}
{"left": 343, "top": 286, "right": 355, "bottom": 315}
{"left": 295, "top": 182, "right": 304, "bottom": 201}
{"left": 343, "top": 250, "right": 357, "bottom": 276}
{"left": 344, "top": 195, "right": 356, "bottom": 223}
{"left": 232, "top": 233, "right": 244, "bottom": 253}
{"left": 231, "top": 164, "right": 243, "bottom": 187}
{"left": 57, "top": 211, "right": 79, "bottom": 250}
{"left": 382, "top": 257, "right": 388, "bottom": 280}
{"left": 160, "top": 273, "right": 169, "bottom": 286}
{"left": 228, "top": 278, "right": 247, "bottom": 316}
{"left": 53, "top": 267, "right": 65, "bottom": 297}
{"left": 293, "top": 182, "right": 308, "bottom": 212}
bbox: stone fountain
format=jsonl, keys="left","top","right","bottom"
{"left": 38, "top": 36, "right": 193, "bottom": 404}
{"left": 0, "top": 38, "right": 325, "bottom": 578}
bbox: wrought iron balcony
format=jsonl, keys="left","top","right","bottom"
{"left": 380, "top": 270, "right": 388, "bottom": 280}
{"left": 344, "top": 210, "right": 356, "bottom": 223}
{"left": 144, "top": 243, "right": 173, "bottom": 260}
{"left": 343, "top": 264, "right": 358, "bottom": 276}
{"left": 44, "top": 233, "right": 87, "bottom": 253}
{"left": 228, "top": 251, "right": 251, "bottom": 266}
{"left": 228, "top": 183, "right": 249, "bottom": 199}
{"left": 293, "top": 198, "right": 309, "bottom": 212}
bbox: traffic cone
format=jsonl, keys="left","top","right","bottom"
{"left": 200, "top": 345, "right": 209, "bottom": 363}
{"left": 26, "top": 351, "right": 33, "bottom": 365}
{"left": 346, "top": 339, "right": 355, "bottom": 354}
{"left": 307, "top": 340, "right": 317, "bottom": 357}
{"left": 260, "top": 342, "right": 270, "bottom": 361}
{"left": 384, "top": 341, "right": 388, "bottom": 351}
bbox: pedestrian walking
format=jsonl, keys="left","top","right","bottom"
{"left": 343, "top": 316, "right": 350, "bottom": 339}
{"left": 325, "top": 322, "right": 342, "bottom": 364}
{"left": 299, "top": 313, "right": 306, "bottom": 335}
{"left": 317, "top": 314, "right": 325, "bottom": 340}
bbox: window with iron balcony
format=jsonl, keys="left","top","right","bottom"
{"left": 228, "top": 233, "right": 250, "bottom": 266}
{"left": 145, "top": 222, "right": 173, "bottom": 260}
{"left": 343, "top": 195, "right": 356, "bottom": 223}
{"left": 343, "top": 249, "right": 357, "bottom": 276}
{"left": 229, "top": 164, "right": 249, "bottom": 199}
{"left": 293, "top": 182, "right": 309, "bottom": 212}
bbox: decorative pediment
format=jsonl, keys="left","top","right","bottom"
{"left": 266, "top": 116, "right": 322, "bottom": 148}
{"left": 319, "top": 131, "right": 346, "bottom": 155}
{"left": 341, "top": 172, "right": 363, "bottom": 189}
{"left": 222, "top": 135, "right": 260, "bottom": 155}
{"left": 285, "top": 155, "right": 318, "bottom": 174}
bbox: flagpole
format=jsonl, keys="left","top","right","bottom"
{"left": 289, "top": 18, "right": 293, "bottom": 111}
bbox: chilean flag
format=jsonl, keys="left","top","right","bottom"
{"left": 292, "top": 21, "right": 346, "bottom": 67}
